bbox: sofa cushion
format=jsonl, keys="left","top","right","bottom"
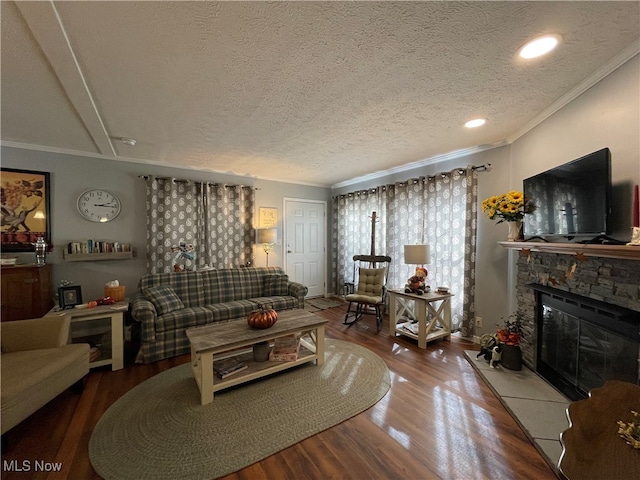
{"left": 154, "top": 306, "right": 214, "bottom": 333}
{"left": 201, "top": 267, "right": 286, "bottom": 304}
{"left": 138, "top": 271, "right": 204, "bottom": 307}
{"left": 263, "top": 274, "right": 289, "bottom": 296}
{"left": 143, "top": 285, "right": 185, "bottom": 315}
{"left": 205, "top": 300, "right": 261, "bottom": 322}
{"left": 249, "top": 296, "right": 299, "bottom": 312}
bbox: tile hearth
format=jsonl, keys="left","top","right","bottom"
{"left": 464, "top": 351, "right": 570, "bottom": 472}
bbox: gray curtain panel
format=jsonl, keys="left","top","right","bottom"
{"left": 145, "top": 177, "right": 254, "bottom": 273}
{"left": 332, "top": 167, "right": 477, "bottom": 335}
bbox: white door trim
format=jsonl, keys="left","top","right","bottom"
{"left": 283, "top": 197, "right": 327, "bottom": 298}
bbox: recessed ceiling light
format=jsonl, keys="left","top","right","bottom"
{"left": 464, "top": 118, "right": 486, "bottom": 128}
{"left": 519, "top": 35, "right": 561, "bottom": 59}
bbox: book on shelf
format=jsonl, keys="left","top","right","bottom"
{"left": 214, "top": 357, "right": 248, "bottom": 379}
{"left": 269, "top": 334, "right": 300, "bottom": 361}
{"left": 66, "top": 240, "right": 131, "bottom": 255}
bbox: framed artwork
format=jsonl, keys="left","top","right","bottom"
{"left": 58, "top": 285, "right": 82, "bottom": 309}
{"left": 259, "top": 207, "right": 278, "bottom": 228}
{"left": 1, "top": 168, "right": 51, "bottom": 252}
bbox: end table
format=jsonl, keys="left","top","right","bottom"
{"left": 389, "top": 289, "right": 453, "bottom": 348}
{"left": 46, "top": 301, "right": 127, "bottom": 371}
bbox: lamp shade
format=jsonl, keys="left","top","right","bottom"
{"left": 257, "top": 228, "right": 277, "bottom": 244}
{"left": 404, "top": 244, "right": 430, "bottom": 265}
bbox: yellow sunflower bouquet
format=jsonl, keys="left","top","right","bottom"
{"left": 481, "top": 190, "right": 532, "bottom": 223}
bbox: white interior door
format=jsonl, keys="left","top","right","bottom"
{"left": 284, "top": 199, "right": 326, "bottom": 298}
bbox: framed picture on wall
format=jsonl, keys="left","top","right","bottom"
{"left": 259, "top": 207, "right": 278, "bottom": 228}
{"left": 0, "top": 168, "right": 51, "bottom": 252}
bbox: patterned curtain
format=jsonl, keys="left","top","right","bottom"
{"left": 145, "top": 177, "right": 254, "bottom": 273}
{"left": 331, "top": 187, "right": 387, "bottom": 294}
{"left": 332, "top": 167, "right": 478, "bottom": 335}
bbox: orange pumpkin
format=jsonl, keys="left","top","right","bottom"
{"left": 247, "top": 305, "right": 278, "bottom": 329}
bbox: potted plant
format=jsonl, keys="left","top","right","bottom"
{"left": 496, "top": 312, "right": 525, "bottom": 370}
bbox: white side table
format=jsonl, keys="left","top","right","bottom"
{"left": 46, "top": 301, "right": 127, "bottom": 371}
{"left": 388, "top": 289, "right": 453, "bottom": 349}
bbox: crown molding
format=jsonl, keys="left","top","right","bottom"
{"left": 507, "top": 40, "right": 640, "bottom": 144}
{"left": 334, "top": 42, "right": 640, "bottom": 190}
{"left": 331, "top": 141, "right": 508, "bottom": 189}
{"left": 0, "top": 141, "right": 329, "bottom": 189}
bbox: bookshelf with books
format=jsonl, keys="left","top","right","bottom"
{"left": 63, "top": 240, "right": 133, "bottom": 262}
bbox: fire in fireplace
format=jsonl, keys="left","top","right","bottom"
{"left": 532, "top": 284, "right": 639, "bottom": 401}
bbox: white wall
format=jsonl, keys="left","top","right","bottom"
{"left": 0, "top": 148, "right": 330, "bottom": 300}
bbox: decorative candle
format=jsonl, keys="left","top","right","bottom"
{"left": 633, "top": 184, "right": 639, "bottom": 228}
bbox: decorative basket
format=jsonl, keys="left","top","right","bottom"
{"left": 104, "top": 285, "right": 126, "bottom": 302}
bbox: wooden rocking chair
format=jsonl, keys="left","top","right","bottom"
{"left": 343, "top": 254, "right": 392, "bottom": 331}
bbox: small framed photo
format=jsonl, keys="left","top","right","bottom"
{"left": 59, "top": 285, "right": 82, "bottom": 309}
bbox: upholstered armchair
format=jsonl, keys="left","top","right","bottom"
{"left": 1, "top": 316, "right": 90, "bottom": 447}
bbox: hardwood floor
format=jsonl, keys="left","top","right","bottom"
{"left": 1, "top": 306, "right": 558, "bottom": 479}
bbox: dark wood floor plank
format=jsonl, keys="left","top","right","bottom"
{"left": 1, "top": 306, "right": 558, "bottom": 479}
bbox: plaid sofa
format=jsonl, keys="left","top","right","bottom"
{"left": 131, "top": 267, "right": 308, "bottom": 363}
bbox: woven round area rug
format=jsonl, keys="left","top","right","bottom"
{"left": 89, "top": 339, "right": 390, "bottom": 480}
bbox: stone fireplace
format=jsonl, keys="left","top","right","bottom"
{"left": 512, "top": 245, "right": 640, "bottom": 399}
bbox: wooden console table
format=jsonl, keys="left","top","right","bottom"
{"left": 559, "top": 380, "right": 640, "bottom": 480}
{"left": 388, "top": 289, "right": 453, "bottom": 348}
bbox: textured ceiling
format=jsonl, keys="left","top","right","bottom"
{"left": 1, "top": 1, "right": 639, "bottom": 187}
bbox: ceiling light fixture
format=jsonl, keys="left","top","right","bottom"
{"left": 518, "top": 34, "right": 561, "bottom": 59}
{"left": 120, "top": 137, "right": 137, "bottom": 146}
{"left": 464, "top": 118, "right": 486, "bottom": 128}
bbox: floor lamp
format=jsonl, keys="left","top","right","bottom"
{"left": 257, "top": 228, "right": 277, "bottom": 266}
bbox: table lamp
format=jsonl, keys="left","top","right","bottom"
{"left": 404, "top": 244, "right": 430, "bottom": 267}
{"left": 404, "top": 244, "right": 430, "bottom": 290}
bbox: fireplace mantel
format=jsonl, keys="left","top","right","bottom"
{"left": 499, "top": 241, "right": 640, "bottom": 261}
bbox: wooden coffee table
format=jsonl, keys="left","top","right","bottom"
{"left": 185, "top": 309, "right": 328, "bottom": 405}
{"left": 559, "top": 380, "right": 640, "bottom": 480}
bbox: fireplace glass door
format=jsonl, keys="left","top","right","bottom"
{"left": 540, "top": 304, "right": 638, "bottom": 398}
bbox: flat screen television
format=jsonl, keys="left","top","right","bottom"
{"left": 523, "top": 148, "right": 611, "bottom": 240}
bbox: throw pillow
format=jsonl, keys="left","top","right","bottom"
{"left": 263, "top": 274, "right": 289, "bottom": 296}
{"left": 143, "top": 285, "right": 185, "bottom": 315}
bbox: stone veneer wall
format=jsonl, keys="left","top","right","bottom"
{"left": 514, "top": 251, "right": 640, "bottom": 369}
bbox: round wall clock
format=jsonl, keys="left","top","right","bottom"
{"left": 77, "top": 189, "right": 122, "bottom": 222}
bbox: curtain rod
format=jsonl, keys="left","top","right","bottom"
{"left": 137, "top": 175, "right": 256, "bottom": 189}
{"left": 335, "top": 163, "right": 492, "bottom": 198}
